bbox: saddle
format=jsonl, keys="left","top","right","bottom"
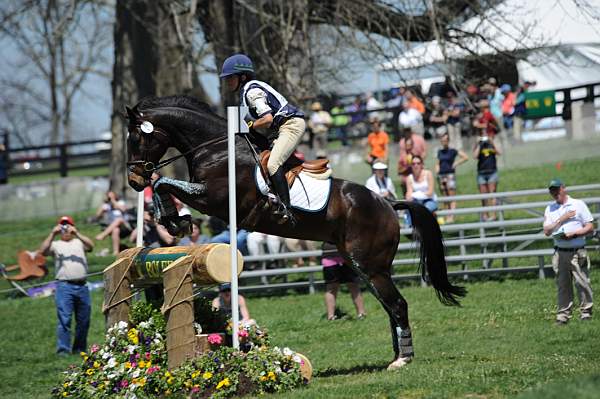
{"left": 259, "top": 150, "right": 330, "bottom": 187}
{"left": 2, "top": 251, "right": 48, "bottom": 281}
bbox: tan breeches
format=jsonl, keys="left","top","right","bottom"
{"left": 267, "top": 118, "right": 306, "bottom": 175}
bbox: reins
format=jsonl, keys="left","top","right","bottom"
{"left": 127, "top": 134, "right": 229, "bottom": 173}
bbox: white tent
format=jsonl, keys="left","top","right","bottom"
{"left": 378, "top": 0, "right": 600, "bottom": 90}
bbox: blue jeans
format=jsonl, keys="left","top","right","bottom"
{"left": 210, "top": 229, "right": 249, "bottom": 255}
{"left": 55, "top": 281, "right": 91, "bottom": 354}
{"left": 404, "top": 199, "right": 438, "bottom": 227}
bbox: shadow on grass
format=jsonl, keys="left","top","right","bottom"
{"left": 315, "top": 362, "right": 389, "bottom": 377}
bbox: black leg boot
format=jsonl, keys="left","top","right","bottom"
{"left": 270, "top": 167, "right": 295, "bottom": 225}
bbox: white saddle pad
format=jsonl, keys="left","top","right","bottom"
{"left": 254, "top": 166, "right": 332, "bottom": 212}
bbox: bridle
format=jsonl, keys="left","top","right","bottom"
{"left": 126, "top": 129, "right": 229, "bottom": 174}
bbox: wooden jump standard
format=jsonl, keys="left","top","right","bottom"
{"left": 102, "top": 244, "right": 243, "bottom": 369}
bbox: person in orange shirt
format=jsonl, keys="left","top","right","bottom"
{"left": 405, "top": 90, "right": 425, "bottom": 114}
{"left": 365, "top": 118, "right": 390, "bottom": 165}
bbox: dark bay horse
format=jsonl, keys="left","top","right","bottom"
{"left": 125, "top": 95, "right": 465, "bottom": 370}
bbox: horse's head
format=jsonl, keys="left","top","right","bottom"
{"left": 125, "top": 105, "right": 171, "bottom": 192}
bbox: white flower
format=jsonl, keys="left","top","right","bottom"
{"left": 138, "top": 321, "right": 149, "bottom": 329}
{"left": 102, "top": 351, "right": 111, "bottom": 360}
{"left": 107, "top": 357, "right": 117, "bottom": 368}
{"left": 283, "top": 347, "right": 293, "bottom": 356}
{"left": 194, "top": 322, "right": 202, "bottom": 335}
{"left": 127, "top": 345, "right": 138, "bottom": 354}
{"left": 132, "top": 369, "right": 140, "bottom": 378}
{"left": 273, "top": 346, "right": 281, "bottom": 354}
{"left": 275, "top": 366, "right": 282, "bottom": 373}
{"left": 292, "top": 355, "right": 302, "bottom": 363}
{"left": 107, "top": 373, "right": 116, "bottom": 379}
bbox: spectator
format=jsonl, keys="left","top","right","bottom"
{"left": 435, "top": 133, "right": 469, "bottom": 223}
{"left": 39, "top": 216, "right": 94, "bottom": 355}
{"left": 543, "top": 179, "right": 594, "bottom": 325}
{"left": 246, "top": 232, "right": 282, "bottom": 256}
{"left": 487, "top": 77, "right": 504, "bottom": 129}
{"left": 129, "top": 209, "right": 176, "bottom": 248}
{"left": 173, "top": 197, "right": 192, "bottom": 216}
{"left": 473, "top": 99, "right": 499, "bottom": 139}
{"left": 365, "top": 92, "right": 384, "bottom": 121}
{"left": 398, "top": 131, "right": 427, "bottom": 195}
{"left": 178, "top": 218, "right": 209, "bottom": 246}
{"left": 0, "top": 142, "right": 7, "bottom": 184}
{"left": 94, "top": 191, "right": 131, "bottom": 255}
{"left": 212, "top": 283, "right": 252, "bottom": 322}
{"left": 207, "top": 216, "right": 249, "bottom": 255}
{"left": 428, "top": 96, "right": 448, "bottom": 138}
{"left": 330, "top": 100, "right": 350, "bottom": 146}
{"left": 404, "top": 89, "right": 425, "bottom": 114}
{"left": 405, "top": 155, "right": 438, "bottom": 226}
{"left": 284, "top": 238, "right": 318, "bottom": 267}
{"left": 365, "top": 162, "right": 396, "bottom": 200}
{"left": 307, "top": 102, "right": 332, "bottom": 158}
{"left": 386, "top": 87, "right": 406, "bottom": 109}
{"left": 364, "top": 118, "right": 390, "bottom": 165}
{"left": 398, "top": 100, "right": 424, "bottom": 136}
{"left": 322, "top": 242, "right": 366, "bottom": 320}
{"left": 347, "top": 95, "right": 365, "bottom": 126}
{"left": 512, "top": 82, "right": 531, "bottom": 141}
{"left": 446, "top": 92, "right": 464, "bottom": 151}
{"left": 472, "top": 131, "right": 501, "bottom": 221}
{"left": 501, "top": 84, "right": 515, "bottom": 130}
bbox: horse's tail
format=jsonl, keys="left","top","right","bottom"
{"left": 392, "top": 200, "right": 466, "bottom": 306}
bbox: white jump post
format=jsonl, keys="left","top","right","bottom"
{"left": 227, "top": 106, "right": 249, "bottom": 350}
{"left": 136, "top": 191, "right": 145, "bottom": 247}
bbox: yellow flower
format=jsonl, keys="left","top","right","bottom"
{"left": 184, "top": 380, "right": 192, "bottom": 388}
{"left": 62, "top": 392, "right": 69, "bottom": 397}
{"left": 86, "top": 369, "right": 94, "bottom": 376}
{"left": 127, "top": 328, "right": 139, "bottom": 344}
{"left": 216, "top": 377, "right": 230, "bottom": 389}
{"left": 125, "top": 362, "right": 132, "bottom": 369}
{"left": 202, "top": 371, "right": 212, "bottom": 380}
{"left": 166, "top": 389, "right": 172, "bottom": 396}
{"left": 167, "top": 377, "right": 174, "bottom": 385}
{"left": 268, "top": 371, "right": 276, "bottom": 381}
{"left": 80, "top": 351, "right": 87, "bottom": 357}
{"left": 165, "top": 371, "right": 172, "bottom": 378}
{"left": 259, "top": 376, "right": 268, "bottom": 382}
{"left": 145, "top": 361, "right": 151, "bottom": 368}
{"left": 63, "top": 383, "right": 69, "bottom": 388}
{"left": 93, "top": 361, "right": 100, "bottom": 369}
{"left": 138, "top": 377, "right": 146, "bottom": 387}
{"left": 98, "top": 383, "right": 104, "bottom": 390}
{"left": 191, "top": 371, "right": 200, "bottom": 379}
{"left": 138, "top": 360, "right": 146, "bottom": 368}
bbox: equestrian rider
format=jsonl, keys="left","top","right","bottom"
{"left": 220, "top": 53, "right": 306, "bottom": 224}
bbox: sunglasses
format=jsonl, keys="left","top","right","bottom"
{"left": 412, "top": 161, "right": 423, "bottom": 165}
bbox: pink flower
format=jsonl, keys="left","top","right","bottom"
{"left": 238, "top": 330, "right": 249, "bottom": 338}
{"left": 145, "top": 352, "right": 151, "bottom": 360}
{"left": 120, "top": 380, "right": 129, "bottom": 388}
{"left": 131, "top": 362, "right": 137, "bottom": 368}
{"left": 90, "top": 344, "right": 100, "bottom": 353}
{"left": 191, "top": 386, "right": 200, "bottom": 393}
{"left": 207, "top": 334, "right": 223, "bottom": 345}
{"left": 147, "top": 366, "right": 160, "bottom": 375}
{"left": 135, "top": 353, "right": 141, "bottom": 359}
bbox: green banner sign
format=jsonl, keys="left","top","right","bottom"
{"left": 134, "top": 252, "right": 187, "bottom": 279}
{"left": 524, "top": 90, "right": 556, "bottom": 119}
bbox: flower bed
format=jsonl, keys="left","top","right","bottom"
{"left": 52, "top": 302, "right": 308, "bottom": 398}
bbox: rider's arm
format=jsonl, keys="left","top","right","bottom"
{"left": 246, "top": 88, "right": 273, "bottom": 130}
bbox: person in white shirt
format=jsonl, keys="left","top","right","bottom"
{"left": 39, "top": 216, "right": 94, "bottom": 354}
{"left": 543, "top": 179, "right": 594, "bottom": 324}
{"left": 365, "top": 162, "right": 396, "bottom": 200}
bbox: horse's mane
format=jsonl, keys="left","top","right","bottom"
{"left": 136, "top": 95, "right": 226, "bottom": 122}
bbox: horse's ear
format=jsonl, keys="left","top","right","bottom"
{"left": 125, "top": 106, "right": 137, "bottom": 122}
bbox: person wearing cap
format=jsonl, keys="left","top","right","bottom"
{"left": 39, "top": 216, "right": 94, "bottom": 354}
{"left": 219, "top": 53, "right": 305, "bottom": 224}
{"left": 307, "top": 101, "right": 332, "bottom": 159}
{"left": 543, "top": 179, "right": 594, "bottom": 325}
{"left": 365, "top": 162, "right": 396, "bottom": 200}
{"left": 212, "top": 283, "right": 251, "bottom": 322}
{"left": 365, "top": 118, "right": 390, "bottom": 165}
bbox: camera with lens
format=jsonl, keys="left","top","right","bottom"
{"left": 479, "top": 135, "right": 489, "bottom": 143}
{"left": 60, "top": 223, "right": 69, "bottom": 233}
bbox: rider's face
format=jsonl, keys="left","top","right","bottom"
{"left": 224, "top": 75, "right": 240, "bottom": 92}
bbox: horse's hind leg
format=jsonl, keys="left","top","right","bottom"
{"left": 345, "top": 255, "right": 414, "bottom": 370}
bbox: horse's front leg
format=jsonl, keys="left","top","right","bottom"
{"left": 152, "top": 176, "right": 207, "bottom": 237}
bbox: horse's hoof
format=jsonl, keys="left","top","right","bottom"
{"left": 387, "top": 356, "right": 412, "bottom": 370}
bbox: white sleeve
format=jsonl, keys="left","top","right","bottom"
{"left": 365, "top": 177, "right": 378, "bottom": 194}
{"left": 578, "top": 200, "right": 594, "bottom": 223}
{"left": 246, "top": 88, "right": 271, "bottom": 117}
{"left": 543, "top": 206, "right": 552, "bottom": 227}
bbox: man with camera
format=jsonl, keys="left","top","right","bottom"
{"left": 39, "top": 216, "right": 94, "bottom": 355}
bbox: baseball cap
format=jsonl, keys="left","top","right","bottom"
{"left": 58, "top": 216, "right": 75, "bottom": 226}
{"left": 372, "top": 162, "right": 388, "bottom": 170}
{"left": 219, "top": 283, "right": 231, "bottom": 292}
{"left": 548, "top": 178, "right": 564, "bottom": 189}
{"left": 487, "top": 77, "right": 497, "bottom": 85}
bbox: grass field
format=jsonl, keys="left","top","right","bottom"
{"left": 1, "top": 271, "right": 600, "bottom": 398}
{"left": 0, "top": 146, "right": 599, "bottom": 397}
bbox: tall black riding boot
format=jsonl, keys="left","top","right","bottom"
{"left": 270, "top": 167, "right": 295, "bottom": 225}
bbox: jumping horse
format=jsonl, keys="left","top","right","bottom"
{"left": 125, "top": 95, "right": 466, "bottom": 370}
